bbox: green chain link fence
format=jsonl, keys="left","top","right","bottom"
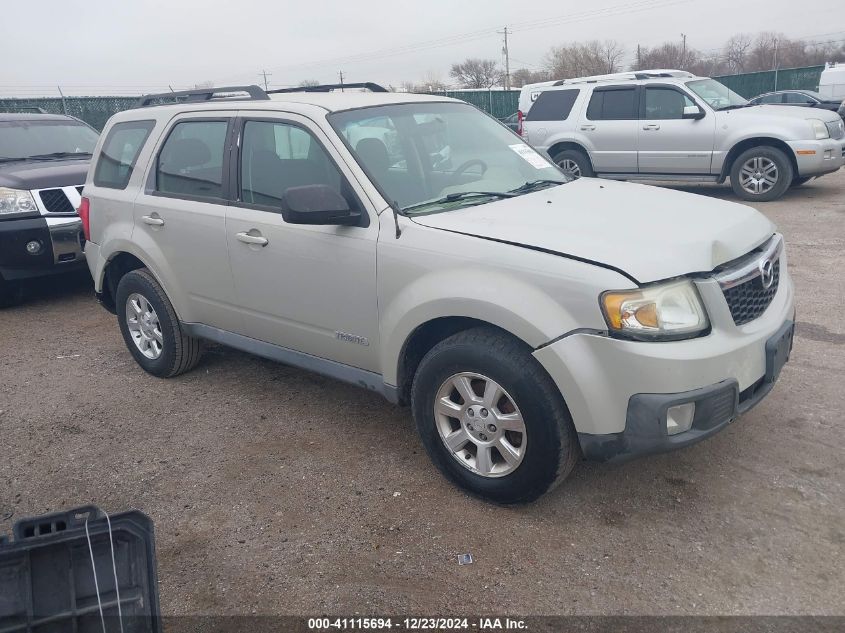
{"left": 713, "top": 65, "right": 825, "bottom": 99}
{"left": 0, "top": 67, "right": 826, "bottom": 130}
{"left": 426, "top": 90, "right": 520, "bottom": 119}
{"left": 0, "top": 96, "right": 138, "bottom": 130}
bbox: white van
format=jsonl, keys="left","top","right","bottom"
{"left": 819, "top": 63, "right": 845, "bottom": 101}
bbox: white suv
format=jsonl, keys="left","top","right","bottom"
{"left": 518, "top": 70, "right": 845, "bottom": 201}
{"left": 82, "top": 84, "right": 795, "bottom": 503}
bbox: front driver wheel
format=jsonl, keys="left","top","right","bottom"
{"left": 411, "top": 327, "right": 580, "bottom": 504}
{"left": 0, "top": 276, "right": 24, "bottom": 308}
{"left": 116, "top": 268, "right": 203, "bottom": 378}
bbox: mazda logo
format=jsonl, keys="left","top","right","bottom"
{"left": 760, "top": 258, "right": 775, "bottom": 289}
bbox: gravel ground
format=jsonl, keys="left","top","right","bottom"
{"left": 1, "top": 170, "right": 844, "bottom": 616}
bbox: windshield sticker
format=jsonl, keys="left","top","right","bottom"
{"left": 509, "top": 144, "right": 552, "bottom": 169}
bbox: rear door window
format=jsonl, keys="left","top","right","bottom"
{"left": 784, "top": 92, "right": 814, "bottom": 104}
{"left": 526, "top": 89, "right": 579, "bottom": 121}
{"left": 757, "top": 93, "right": 784, "bottom": 104}
{"left": 586, "top": 87, "right": 637, "bottom": 120}
{"left": 93, "top": 120, "right": 155, "bottom": 189}
{"left": 155, "top": 120, "right": 228, "bottom": 199}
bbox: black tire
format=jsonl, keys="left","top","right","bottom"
{"left": 0, "top": 277, "right": 24, "bottom": 309}
{"left": 115, "top": 268, "right": 202, "bottom": 378}
{"left": 729, "top": 146, "right": 793, "bottom": 202}
{"left": 411, "top": 327, "right": 580, "bottom": 504}
{"left": 791, "top": 176, "right": 812, "bottom": 188}
{"left": 551, "top": 148, "right": 594, "bottom": 179}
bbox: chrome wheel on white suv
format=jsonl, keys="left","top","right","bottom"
{"left": 434, "top": 372, "right": 527, "bottom": 478}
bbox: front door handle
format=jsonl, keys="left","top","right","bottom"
{"left": 642, "top": 124, "right": 661, "bottom": 131}
{"left": 580, "top": 124, "right": 596, "bottom": 131}
{"left": 141, "top": 215, "right": 165, "bottom": 226}
{"left": 236, "top": 231, "right": 269, "bottom": 247}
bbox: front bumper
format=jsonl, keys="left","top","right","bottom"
{"left": 0, "top": 216, "right": 86, "bottom": 281}
{"left": 578, "top": 319, "right": 794, "bottom": 461}
{"left": 787, "top": 138, "right": 845, "bottom": 176}
{"left": 533, "top": 257, "right": 795, "bottom": 460}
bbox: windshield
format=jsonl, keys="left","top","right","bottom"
{"left": 0, "top": 120, "right": 99, "bottom": 160}
{"left": 686, "top": 78, "right": 748, "bottom": 110}
{"left": 329, "top": 102, "right": 566, "bottom": 213}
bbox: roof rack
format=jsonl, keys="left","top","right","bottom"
{"left": 135, "top": 85, "right": 269, "bottom": 108}
{"left": 268, "top": 82, "right": 388, "bottom": 94}
{"left": 552, "top": 69, "right": 694, "bottom": 86}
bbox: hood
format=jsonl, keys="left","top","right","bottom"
{"left": 0, "top": 159, "right": 90, "bottom": 190}
{"left": 725, "top": 104, "right": 841, "bottom": 123}
{"left": 409, "top": 178, "right": 775, "bottom": 283}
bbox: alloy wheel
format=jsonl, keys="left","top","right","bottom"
{"left": 433, "top": 372, "right": 527, "bottom": 478}
{"left": 557, "top": 158, "right": 582, "bottom": 179}
{"left": 125, "top": 292, "right": 163, "bottom": 360}
{"left": 739, "top": 156, "right": 779, "bottom": 195}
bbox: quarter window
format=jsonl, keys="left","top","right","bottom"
{"left": 586, "top": 88, "right": 637, "bottom": 120}
{"left": 93, "top": 120, "right": 154, "bottom": 189}
{"left": 644, "top": 87, "right": 695, "bottom": 119}
{"left": 156, "top": 120, "right": 228, "bottom": 199}
{"left": 240, "top": 120, "right": 348, "bottom": 210}
{"left": 526, "top": 89, "right": 579, "bottom": 121}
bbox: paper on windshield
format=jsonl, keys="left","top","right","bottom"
{"left": 509, "top": 144, "right": 552, "bottom": 169}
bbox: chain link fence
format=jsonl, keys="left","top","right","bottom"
{"left": 713, "top": 66, "right": 825, "bottom": 99}
{"left": 0, "top": 96, "right": 138, "bottom": 130}
{"left": 0, "top": 67, "right": 826, "bottom": 130}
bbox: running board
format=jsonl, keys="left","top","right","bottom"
{"left": 599, "top": 173, "right": 720, "bottom": 182}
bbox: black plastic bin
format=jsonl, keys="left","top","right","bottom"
{"left": 0, "top": 506, "right": 160, "bottom": 633}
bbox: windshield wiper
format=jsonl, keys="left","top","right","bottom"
{"left": 26, "top": 151, "right": 92, "bottom": 160}
{"left": 403, "top": 191, "right": 516, "bottom": 214}
{"left": 508, "top": 179, "right": 567, "bottom": 194}
{"left": 716, "top": 104, "right": 752, "bottom": 111}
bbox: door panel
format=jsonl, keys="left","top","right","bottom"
{"left": 225, "top": 114, "right": 380, "bottom": 371}
{"left": 581, "top": 86, "right": 639, "bottom": 173}
{"left": 638, "top": 87, "right": 716, "bottom": 174}
{"left": 132, "top": 114, "right": 241, "bottom": 331}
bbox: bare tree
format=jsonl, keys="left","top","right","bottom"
{"left": 298, "top": 79, "right": 321, "bottom": 87}
{"left": 192, "top": 81, "right": 215, "bottom": 89}
{"left": 723, "top": 34, "right": 752, "bottom": 73}
{"left": 545, "top": 40, "right": 626, "bottom": 79}
{"left": 511, "top": 68, "right": 550, "bottom": 88}
{"left": 450, "top": 58, "right": 502, "bottom": 88}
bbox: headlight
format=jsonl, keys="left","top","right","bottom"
{"left": 809, "top": 119, "right": 829, "bottom": 140}
{"left": 600, "top": 278, "right": 709, "bottom": 340}
{"left": 0, "top": 187, "right": 39, "bottom": 219}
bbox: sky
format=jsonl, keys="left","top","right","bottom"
{"left": 1, "top": 0, "right": 843, "bottom": 97}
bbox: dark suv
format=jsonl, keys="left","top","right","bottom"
{"left": 0, "top": 113, "right": 98, "bottom": 306}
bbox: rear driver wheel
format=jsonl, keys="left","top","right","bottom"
{"left": 116, "top": 269, "right": 202, "bottom": 378}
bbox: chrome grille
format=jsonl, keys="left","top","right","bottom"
{"left": 714, "top": 234, "right": 783, "bottom": 327}
{"left": 827, "top": 119, "right": 845, "bottom": 140}
{"left": 38, "top": 188, "right": 75, "bottom": 214}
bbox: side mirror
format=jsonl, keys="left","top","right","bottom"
{"left": 281, "top": 184, "right": 360, "bottom": 226}
{"left": 683, "top": 105, "right": 705, "bottom": 120}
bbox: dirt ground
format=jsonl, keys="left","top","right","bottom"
{"left": 2, "top": 170, "right": 844, "bottom": 616}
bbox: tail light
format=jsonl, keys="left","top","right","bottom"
{"left": 517, "top": 110, "right": 524, "bottom": 137}
{"left": 77, "top": 196, "right": 90, "bottom": 242}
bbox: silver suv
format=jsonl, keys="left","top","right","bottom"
{"left": 519, "top": 70, "right": 845, "bottom": 201}
{"left": 83, "top": 84, "right": 795, "bottom": 503}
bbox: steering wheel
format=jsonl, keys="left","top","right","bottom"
{"left": 448, "top": 159, "right": 488, "bottom": 185}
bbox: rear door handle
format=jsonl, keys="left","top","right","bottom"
{"left": 642, "top": 124, "right": 661, "bottom": 130}
{"left": 580, "top": 124, "right": 596, "bottom": 131}
{"left": 236, "top": 231, "right": 268, "bottom": 247}
{"left": 141, "top": 215, "right": 164, "bottom": 226}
